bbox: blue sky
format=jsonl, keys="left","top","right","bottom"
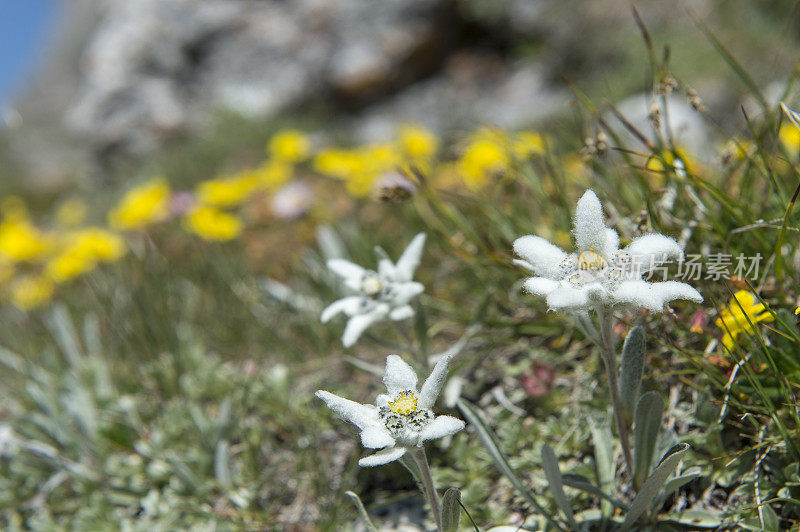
{"left": 0, "top": 0, "right": 56, "bottom": 104}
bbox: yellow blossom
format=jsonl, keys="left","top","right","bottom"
{"left": 457, "top": 131, "right": 510, "bottom": 190}
{"left": 108, "top": 180, "right": 171, "bottom": 230}
{"left": 11, "top": 275, "right": 54, "bottom": 310}
{"left": 196, "top": 173, "right": 260, "bottom": 207}
{"left": 0, "top": 218, "right": 52, "bottom": 262}
{"left": 254, "top": 160, "right": 293, "bottom": 191}
{"left": 715, "top": 290, "right": 774, "bottom": 350}
{"left": 55, "top": 197, "right": 88, "bottom": 227}
{"left": 45, "top": 228, "right": 126, "bottom": 283}
{"left": 398, "top": 124, "right": 439, "bottom": 161}
{"left": 313, "top": 149, "right": 363, "bottom": 179}
{"left": 779, "top": 123, "right": 800, "bottom": 154}
{"left": 268, "top": 130, "right": 311, "bottom": 163}
{"left": 183, "top": 205, "right": 242, "bottom": 241}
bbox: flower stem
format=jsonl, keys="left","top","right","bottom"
{"left": 596, "top": 306, "right": 634, "bottom": 477}
{"left": 411, "top": 447, "right": 442, "bottom": 531}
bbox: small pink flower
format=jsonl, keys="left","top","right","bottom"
{"left": 520, "top": 361, "right": 556, "bottom": 398}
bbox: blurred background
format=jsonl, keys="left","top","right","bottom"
{"left": 2, "top": 0, "right": 798, "bottom": 191}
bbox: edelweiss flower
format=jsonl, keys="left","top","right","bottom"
{"left": 513, "top": 190, "right": 702, "bottom": 312}
{"left": 321, "top": 233, "right": 426, "bottom": 347}
{"left": 316, "top": 354, "right": 465, "bottom": 466}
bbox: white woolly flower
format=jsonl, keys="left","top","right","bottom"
{"left": 321, "top": 233, "right": 426, "bottom": 347}
{"left": 513, "top": 190, "right": 702, "bottom": 313}
{"left": 316, "top": 354, "right": 465, "bottom": 467}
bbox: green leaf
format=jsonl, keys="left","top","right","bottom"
{"left": 541, "top": 444, "right": 578, "bottom": 529}
{"left": 622, "top": 443, "right": 690, "bottom": 530}
{"left": 441, "top": 488, "right": 461, "bottom": 532}
{"left": 345, "top": 491, "right": 379, "bottom": 532}
{"left": 561, "top": 474, "right": 628, "bottom": 511}
{"left": 661, "top": 509, "right": 722, "bottom": 529}
{"left": 457, "top": 399, "right": 565, "bottom": 532}
{"left": 633, "top": 391, "right": 664, "bottom": 489}
{"left": 588, "top": 416, "right": 615, "bottom": 519}
{"left": 619, "top": 326, "right": 645, "bottom": 420}
{"left": 657, "top": 467, "right": 702, "bottom": 507}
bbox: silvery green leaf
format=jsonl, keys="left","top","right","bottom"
{"left": 661, "top": 509, "right": 722, "bottom": 528}
{"left": 457, "top": 399, "right": 564, "bottom": 532}
{"left": 619, "top": 326, "right": 645, "bottom": 420}
{"left": 633, "top": 391, "right": 664, "bottom": 489}
{"left": 316, "top": 225, "right": 346, "bottom": 261}
{"left": 441, "top": 487, "right": 461, "bottom": 532}
{"left": 214, "top": 439, "right": 232, "bottom": 488}
{"left": 561, "top": 474, "right": 628, "bottom": 511}
{"left": 345, "top": 491, "right": 379, "bottom": 532}
{"left": 588, "top": 416, "right": 615, "bottom": 518}
{"left": 656, "top": 466, "right": 702, "bottom": 507}
{"left": 541, "top": 444, "right": 578, "bottom": 529}
{"left": 47, "top": 304, "right": 83, "bottom": 366}
{"left": 622, "top": 443, "right": 690, "bottom": 530}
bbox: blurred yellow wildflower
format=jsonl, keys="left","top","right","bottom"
{"left": 715, "top": 290, "right": 774, "bottom": 350}
{"left": 55, "top": 197, "right": 88, "bottom": 227}
{"left": 0, "top": 217, "right": 52, "bottom": 262}
{"left": 268, "top": 130, "right": 311, "bottom": 163}
{"left": 779, "top": 123, "right": 800, "bottom": 154}
{"left": 254, "top": 160, "right": 293, "bottom": 191}
{"left": 196, "top": 173, "right": 260, "bottom": 207}
{"left": 645, "top": 148, "right": 693, "bottom": 176}
{"left": 314, "top": 143, "right": 401, "bottom": 197}
{"left": 108, "top": 179, "right": 171, "bottom": 230}
{"left": 45, "top": 228, "right": 126, "bottom": 283}
{"left": 512, "top": 131, "right": 546, "bottom": 158}
{"left": 183, "top": 205, "right": 242, "bottom": 241}
{"left": 314, "top": 149, "right": 363, "bottom": 179}
{"left": 11, "top": 274, "right": 54, "bottom": 310}
{"left": 458, "top": 130, "right": 510, "bottom": 190}
{"left": 398, "top": 124, "right": 439, "bottom": 161}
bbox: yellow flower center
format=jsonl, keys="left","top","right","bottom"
{"left": 362, "top": 275, "right": 383, "bottom": 296}
{"left": 388, "top": 391, "right": 418, "bottom": 415}
{"left": 578, "top": 248, "right": 607, "bottom": 271}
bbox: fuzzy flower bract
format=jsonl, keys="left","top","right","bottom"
{"left": 316, "top": 353, "right": 464, "bottom": 466}
{"left": 513, "top": 189, "right": 702, "bottom": 313}
{"left": 321, "top": 233, "right": 426, "bottom": 347}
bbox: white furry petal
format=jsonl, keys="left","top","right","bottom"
{"left": 512, "top": 235, "right": 568, "bottom": 279}
{"left": 383, "top": 355, "right": 419, "bottom": 394}
{"left": 392, "top": 282, "right": 425, "bottom": 305}
{"left": 523, "top": 277, "right": 560, "bottom": 297}
{"left": 320, "top": 296, "right": 364, "bottom": 323}
{"left": 546, "top": 285, "right": 592, "bottom": 310}
{"left": 605, "top": 228, "right": 620, "bottom": 254}
{"left": 625, "top": 234, "right": 683, "bottom": 272}
{"left": 418, "top": 353, "right": 454, "bottom": 409}
{"left": 316, "top": 391, "right": 378, "bottom": 430}
{"left": 419, "top": 415, "right": 465, "bottom": 442}
{"left": 327, "top": 259, "right": 365, "bottom": 281}
{"left": 360, "top": 426, "right": 395, "bottom": 449}
{"left": 394, "top": 233, "right": 427, "bottom": 282}
{"left": 342, "top": 310, "right": 385, "bottom": 347}
{"left": 358, "top": 446, "right": 407, "bottom": 467}
{"left": 613, "top": 280, "right": 702, "bottom": 313}
{"left": 573, "top": 190, "right": 608, "bottom": 254}
{"left": 389, "top": 305, "right": 415, "bottom": 321}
